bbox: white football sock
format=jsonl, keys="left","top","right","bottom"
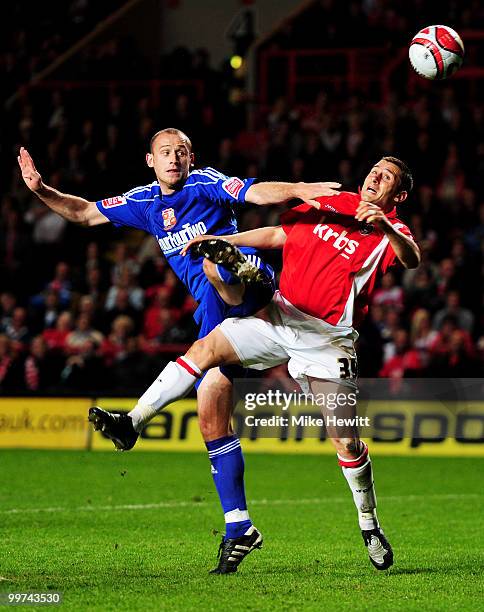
{"left": 129, "top": 358, "right": 201, "bottom": 432}
{"left": 340, "top": 443, "right": 379, "bottom": 531}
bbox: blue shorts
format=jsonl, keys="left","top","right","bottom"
{"left": 193, "top": 253, "right": 275, "bottom": 386}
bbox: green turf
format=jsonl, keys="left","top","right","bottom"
{"left": 0, "top": 450, "right": 482, "bottom": 611}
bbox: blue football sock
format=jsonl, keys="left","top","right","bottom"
{"left": 206, "top": 435, "right": 252, "bottom": 539}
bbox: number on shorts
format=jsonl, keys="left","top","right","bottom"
{"left": 338, "top": 357, "right": 357, "bottom": 379}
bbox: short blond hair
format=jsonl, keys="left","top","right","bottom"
{"left": 150, "top": 128, "right": 192, "bottom": 152}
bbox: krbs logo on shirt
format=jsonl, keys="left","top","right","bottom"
{"left": 162, "top": 208, "right": 177, "bottom": 230}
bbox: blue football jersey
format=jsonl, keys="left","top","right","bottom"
{"left": 96, "top": 167, "right": 263, "bottom": 302}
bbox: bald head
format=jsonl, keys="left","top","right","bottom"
{"left": 146, "top": 129, "right": 195, "bottom": 194}
{"left": 150, "top": 128, "right": 192, "bottom": 153}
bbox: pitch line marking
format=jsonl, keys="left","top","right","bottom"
{"left": 0, "top": 494, "right": 481, "bottom": 516}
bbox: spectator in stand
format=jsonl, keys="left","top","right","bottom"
{"left": 434, "top": 258, "right": 461, "bottom": 302}
{"left": 109, "top": 243, "right": 140, "bottom": 286}
{"left": 140, "top": 307, "right": 177, "bottom": 354}
{"left": 23, "top": 335, "right": 63, "bottom": 392}
{"left": 81, "top": 267, "right": 106, "bottom": 309}
{"left": 0, "top": 292, "right": 17, "bottom": 331}
{"left": 105, "top": 265, "right": 144, "bottom": 312}
{"left": 319, "top": 113, "right": 343, "bottom": 165}
{"left": 428, "top": 329, "right": 479, "bottom": 377}
{"left": 428, "top": 316, "right": 474, "bottom": 358}
{"left": 300, "top": 91, "right": 328, "bottom": 132}
{"left": 42, "top": 311, "right": 73, "bottom": 353}
{"left": 76, "top": 294, "right": 104, "bottom": 332}
{"left": 432, "top": 290, "right": 474, "bottom": 334}
{"left": 372, "top": 271, "right": 404, "bottom": 311}
{"left": 0, "top": 334, "right": 22, "bottom": 392}
{"left": 137, "top": 239, "right": 168, "bottom": 293}
{"left": 450, "top": 239, "right": 469, "bottom": 274}
{"left": 401, "top": 239, "right": 438, "bottom": 292}
{"left": 60, "top": 338, "right": 106, "bottom": 393}
{"left": 379, "top": 329, "right": 423, "bottom": 379}
{"left": 37, "top": 261, "right": 72, "bottom": 308}
{"left": 163, "top": 268, "right": 183, "bottom": 299}
{"left": 344, "top": 111, "right": 366, "bottom": 169}
{"left": 0, "top": 206, "right": 31, "bottom": 286}
{"left": 100, "top": 315, "right": 136, "bottom": 367}
{"left": 465, "top": 202, "right": 484, "bottom": 253}
{"left": 63, "top": 144, "right": 85, "bottom": 191}
{"left": 84, "top": 241, "right": 106, "bottom": 276}
{"left": 4, "top": 306, "right": 30, "bottom": 351}
{"left": 369, "top": 303, "right": 385, "bottom": 335}
{"left": 436, "top": 144, "right": 466, "bottom": 205}
{"left": 404, "top": 266, "right": 439, "bottom": 314}
{"left": 168, "top": 295, "right": 198, "bottom": 343}
{"left": 24, "top": 176, "right": 68, "bottom": 273}
{"left": 30, "top": 289, "right": 62, "bottom": 334}
{"left": 102, "top": 287, "right": 141, "bottom": 334}
{"left": 380, "top": 308, "right": 401, "bottom": 362}
{"left": 410, "top": 308, "right": 437, "bottom": 367}
{"left": 142, "top": 286, "right": 175, "bottom": 341}
{"left": 65, "top": 313, "right": 103, "bottom": 355}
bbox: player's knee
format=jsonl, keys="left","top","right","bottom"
{"left": 187, "top": 337, "right": 218, "bottom": 370}
{"left": 335, "top": 437, "right": 360, "bottom": 459}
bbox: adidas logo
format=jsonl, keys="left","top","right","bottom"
{"left": 211, "top": 465, "right": 218, "bottom": 475}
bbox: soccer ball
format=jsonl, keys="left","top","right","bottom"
{"left": 409, "top": 25, "right": 464, "bottom": 80}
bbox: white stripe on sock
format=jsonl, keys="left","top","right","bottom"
{"left": 208, "top": 440, "right": 240, "bottom": 457}
{"left": 210, "top": 446, "right": 243, "bottom": 459}
{"left": 208, "top": 444, "right": 241, "bottom": 459}
{"left": 224, "top": 508, "right": 250, "bottom": 523}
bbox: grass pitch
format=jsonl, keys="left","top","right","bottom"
{"left": 0, "top": 450, "right": 482, "bottom": 611}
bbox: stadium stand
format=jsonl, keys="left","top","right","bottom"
{"left": 0, "top": 0, "right": 482, "bottom": 394}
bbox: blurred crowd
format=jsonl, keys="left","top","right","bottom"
{"left": 265, "top": 0, "right": 484, "bottom": 50}
{"left": 1, "top": 0, "right": 123, "bottom": 98}
{"left": 0, "top": 1, "right": 483, "bottom": 395}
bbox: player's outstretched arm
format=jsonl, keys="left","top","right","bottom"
{"left": 17, "top": 147, "right": 109, "bottom": 227}
{"left": 180, "top": 226, "right": 286, "bottom": 256}
{"left": 245, "top": 181, "right": 341, "bottom": 206}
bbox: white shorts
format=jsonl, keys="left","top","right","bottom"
{"left": 219, "top": 291, "right": 358, "bottom": 392}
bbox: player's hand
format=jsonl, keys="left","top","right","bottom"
{"left": 17, "top": 147, "right": 43, "bottom": 192}
{"left": 296, "top": 181, "right": 341, "bottom": 208}
{"left": 180, "top": 234, "right": 217, "bottom": 256}
{"left": 355, "top": 200, "right": 391, "bottom": 230}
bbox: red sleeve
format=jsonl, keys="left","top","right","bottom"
{"left": 379, "top": 221, "right": 416, "bottom": 273}
{"left": 313, "top": 192, "right": 359, "bottom": 216}
{"left": 281, "top": 204, "right": 314, "bottom": 235}
{"left": 281, "top": 192, "right": 359, "bottom": 235}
